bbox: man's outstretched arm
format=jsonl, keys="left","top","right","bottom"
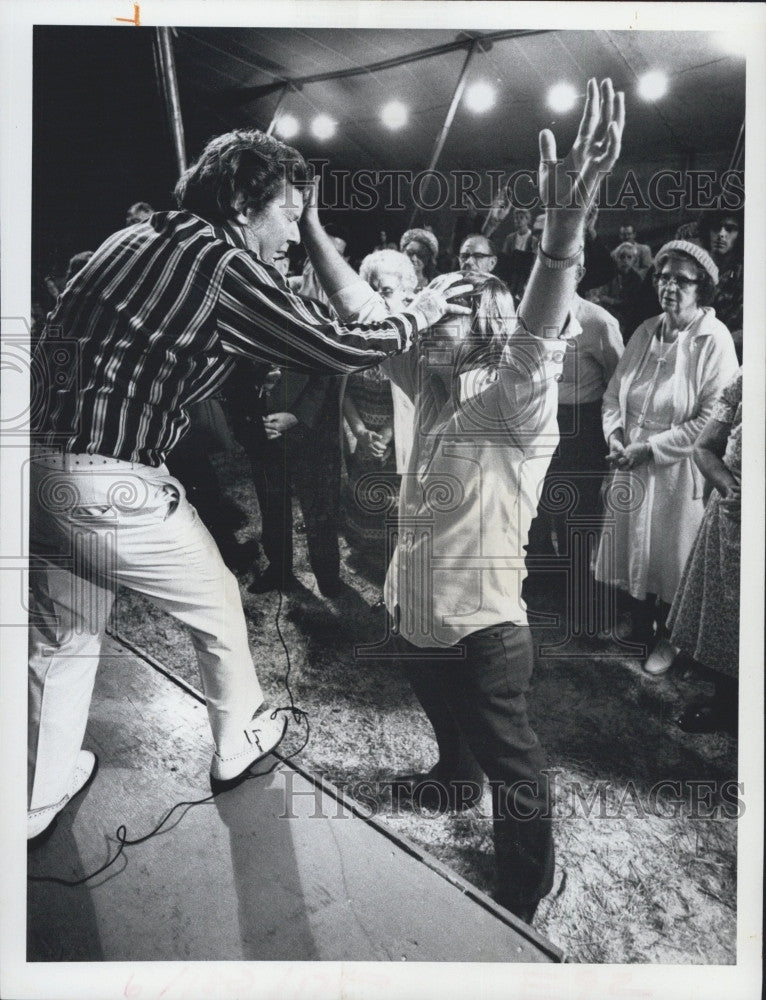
{"left": 516, "top": 78, "right": 625, "bottom": 344}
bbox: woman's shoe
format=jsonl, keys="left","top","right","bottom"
{"left": 643, "top": 638, "right": 677, "bottom": 676}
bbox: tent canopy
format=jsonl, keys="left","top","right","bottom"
{"left": 174, "top": 28, "right": 745, "bottom": 172}
{"left": 32, "top": 26, "right": 746, "bottom": 268}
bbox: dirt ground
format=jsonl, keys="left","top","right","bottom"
{"left": 112, "top": 450, "right": 738, "bottom": 964}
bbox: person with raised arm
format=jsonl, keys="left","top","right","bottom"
{"left": 333, "top": 80, "right": 625, "bottom": 922}
{"left": 27, "top": 128, "right": 472, "bottom": 845}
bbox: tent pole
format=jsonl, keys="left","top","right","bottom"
{"left": 409, "top": 38, "right": 478, "bottom": 229}
{"left": 266, "top": 84, "right": 290, "bottom": 136}
{"left": 728, "top": 120, "right": 744, "bottom": 173}
{"left": 156, "top": 27, "right": 187, "bottom": 176}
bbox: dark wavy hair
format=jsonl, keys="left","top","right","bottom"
{"left": 174, "top": 129, "right": 312, "bottom": 224}
{"left": 697, "top": 206, "right": 744, "bottom": 262}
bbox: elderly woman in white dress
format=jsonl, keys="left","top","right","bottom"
{"left": 594, "top": 241, "right": 739, "bottom": 669}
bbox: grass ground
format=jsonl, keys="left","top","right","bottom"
{"left": 112, "top": 449, "right": 738, "bottom": 964}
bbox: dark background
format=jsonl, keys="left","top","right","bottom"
{"left": 33, "top": 26, "right": 745, "bottom": 298}
{"left": 33, "top": 28, "right": 176, "bottom": 290}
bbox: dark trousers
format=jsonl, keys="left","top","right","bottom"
{"left": 247, "top": 426, "right": 340, "bottom": 588}
{"left": 527, "top": 399, "right": 606, "bottom": 558}
{"left": 398, "top": 625, "right": 555, "bottom": 916}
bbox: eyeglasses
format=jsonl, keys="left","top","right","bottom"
{"left": 654, "top": 273, "right": 699, "bottom": 289}
{"left": 714, "top": 223, "right": 739, "bottom": 234}
{"left": 459, "top": 252, "right": 494, "bottom": 262}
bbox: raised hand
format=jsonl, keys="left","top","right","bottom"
{"left": 539, "top": 78, "right": 625, "bottom": 242}
{"left": 513, "top": 79, "right": 625, "bottom": 343}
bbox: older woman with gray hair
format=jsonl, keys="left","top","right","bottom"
{"left": 342, "top": 249, "right": 418, "bottom": 572}
{"left": 594, "top": 241, "right": 739, "bottom": 669}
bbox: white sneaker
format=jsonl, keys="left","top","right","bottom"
{"left": 28, "top": 750, "right": 99, "bottom": 844}
{"left": 643, "top": 638, "right": 678, "bottom": 676}
{"left": 210, "top": 708, "right": 287, "bottom": 786}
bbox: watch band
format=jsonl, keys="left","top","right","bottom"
{"left": 537, "top": 244, "right": 584, "bottom": 270}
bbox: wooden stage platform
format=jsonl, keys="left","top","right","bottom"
{"left": 27, "top": 636, "right": 563, "bottom": 964}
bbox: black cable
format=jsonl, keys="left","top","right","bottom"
{"left": 29, "top": 585, "right": 310, "bottom": 886}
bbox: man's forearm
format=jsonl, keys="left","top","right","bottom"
{"left": 517, "top": 221, "right": 584, "bottom": 340}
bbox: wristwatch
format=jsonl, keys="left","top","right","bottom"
{"left": 537, "top": 244, "right": 585, "bottom": 270}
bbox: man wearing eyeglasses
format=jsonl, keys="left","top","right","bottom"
{"left": 458, "top": 234, "right": 498, "bottom": 277}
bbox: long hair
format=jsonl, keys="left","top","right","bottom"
{"left": 428, "top": 273, "right": 516, "bottom": 378}
{"left": 457, "top": 273, "right": 516, "bottom": 373}
{"left": 174, "top": 129, "right": 312, "bottom": 224}
{"left": 697, "top": 206, "right": 744, "bottom": 263}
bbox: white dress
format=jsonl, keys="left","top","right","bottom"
{"left": 594, "top": 310, "right": 737, "bottom": 604}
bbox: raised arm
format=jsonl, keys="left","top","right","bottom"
{"left": 218, "top": 253, "right": 470, "bottom": 376}
{"left": 517, "top": 79, "right": 625, "bottom": 342}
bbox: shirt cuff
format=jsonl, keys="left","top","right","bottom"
{"left": 329, "top": 280, "right": 385, "bottom": 323}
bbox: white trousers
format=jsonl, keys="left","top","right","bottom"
{"left": 28, "top": 453, "right": 263, "bottom": 811}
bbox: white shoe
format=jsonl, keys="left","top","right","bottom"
{"left": 210, "top": 708, "right": 287, "bottom": 787}
{"left": 28, "top": 750, "right": 99, "bottom": 844}
{"left": 643, "top": 638, "right": 678, "bottom": 676}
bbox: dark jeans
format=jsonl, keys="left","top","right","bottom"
{"left": 397, "top": 624, "right": 555, "bottom": 916}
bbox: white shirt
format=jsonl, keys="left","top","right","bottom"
{"left": 557, "top": 294, "right": 624, "bottom": 406}
{"left": 332, "top": 279, "right": 577, "bottom": 648}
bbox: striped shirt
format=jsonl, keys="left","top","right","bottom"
{"left": 36, "top": 211, "right": 419, "bottom": 466}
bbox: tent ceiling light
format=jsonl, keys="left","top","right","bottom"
{"left": 311, "top": 115, "right": 336, "bottom": 140}
{"left": 547, "top": 82, "right": 578, "bottom": 113}
{"left": 637, "top": 70, "right": 669, "bottom": 102}
{"left": 381, "top": 100, "right": 408, "bottom": 129}
{"left": 274, "top": 114, "right": 299, "bottom": 140}
{"left": 464, "top": 80, "right": 496, "bottom": 114}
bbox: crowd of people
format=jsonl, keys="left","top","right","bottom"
{"left": 28, "top": 79, "right": 744, "bottom": 926}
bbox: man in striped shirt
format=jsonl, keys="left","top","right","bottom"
{"left": 28, "top": 128, "right": 469, "bottom": 844}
